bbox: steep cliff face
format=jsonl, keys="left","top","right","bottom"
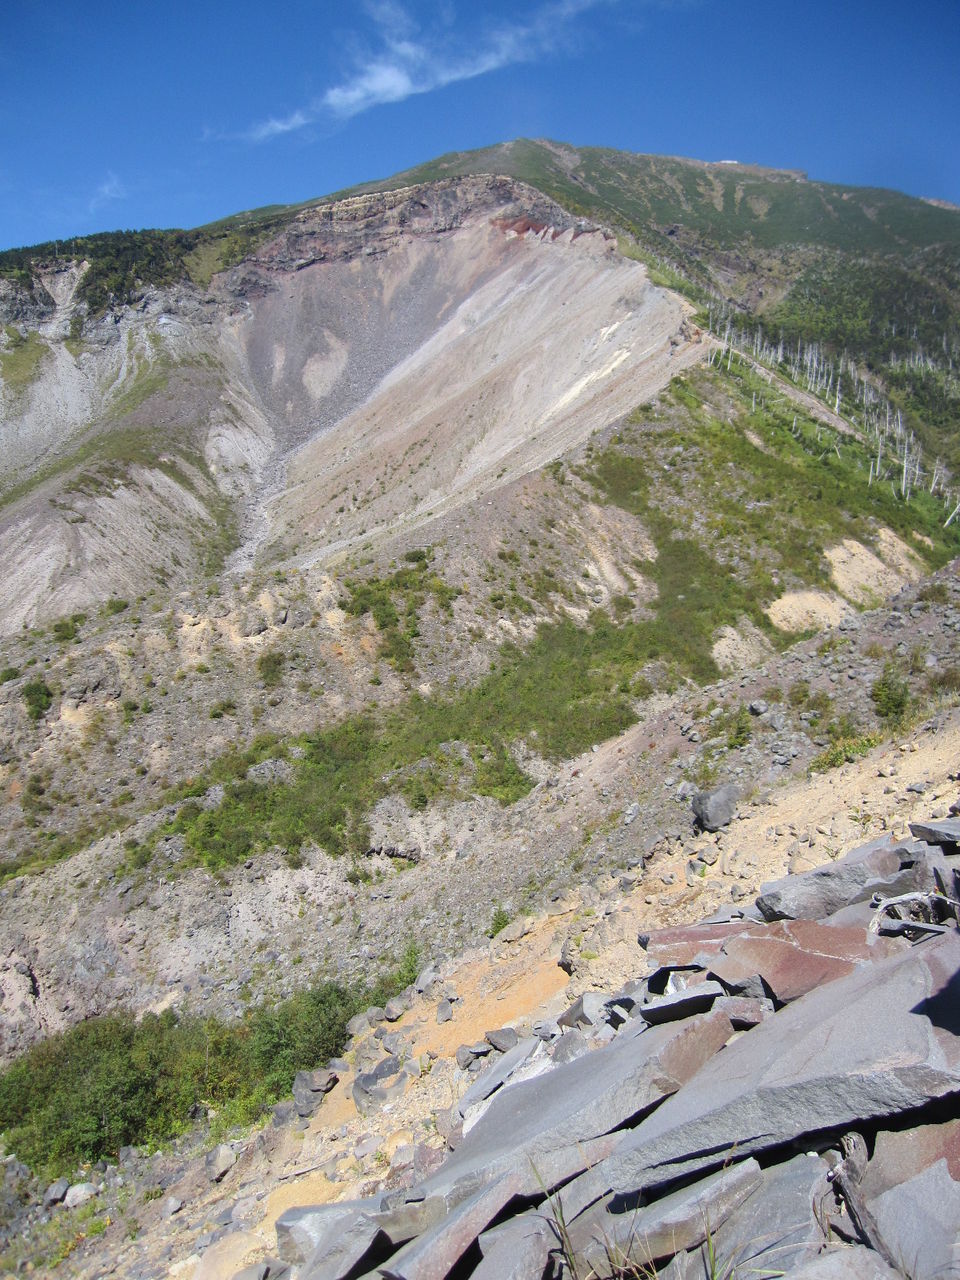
{"left": 0, "top": 177, "right": 699, "bottom": 633}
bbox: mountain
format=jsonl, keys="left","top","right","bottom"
{"left": 1, "top": 144, "right": 960, "bottom": 1270}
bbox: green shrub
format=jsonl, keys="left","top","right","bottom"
{"left": 22, "top": 680, "right": 52, "bottom": 722}
{"left": 0, "top": 666, "right": 19, "bottom": 684}
{"left": 917, "top": 582, "right": 949, "bottom": 605}
{"left": 103, "top": 598, "right": 128, "bottom": 616}
{"left": 927, "top": 666, "right": 960, "bottom": 696}
{"left": 0, "top": 948, "right": 418, "bottom": 1177}
{"left": 489, "top": 905, "right": 511, "bottom": 937}
{"left": 811, "top": 733, "right": 882, "bottom": 771}
{"left": 726, "top": 705, "right": 752, "bottom": 749}
{"left": 257, "top": 650, "right": 285, "bottom": 689}
{"left": 871, "top": 664, "right": 910, "bottom": 723}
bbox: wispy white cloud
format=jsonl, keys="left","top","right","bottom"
{"left": 241, "top": 0, "right": 614, "bottom": 141}
{"left": 89, "top": 171, "right": 126, "bottom": 212}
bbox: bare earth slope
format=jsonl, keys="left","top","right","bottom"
{"left": 0, "top": 177, "right": 699, "bottom": 632}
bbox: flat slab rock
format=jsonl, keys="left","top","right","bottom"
{"left": 707, "top": 919, "right": 903, "bottom": 1004}
{"left": 555, "top": 930, "right": 960, "bottom": 1216}
{"left": 788, "top": 1246, "right": 903, "bottom": 1279}
{"left": 415, "top": 1009, "right": 735, "bottom": 1212}
{"left": 638, "top": 920, "right": 754, "bottom": 968}
{"left": 566, "top": 1157, "right": 762, "bottom": 1278}
{"left": 910, "top": 817, "right": 960, "bottom": 847}
{"left": 756, "top": 838, "right": 932, "bottom": 922}
{"left": 867, "top": 1158, "right": 960, "bottom": 1280}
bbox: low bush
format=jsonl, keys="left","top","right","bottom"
{"left": 22, "top": 680, "right": 53, "bottom": 722}
{"left": 871, "top": 664, "right": 910, "bottom": 724}
{"left": 0, "top": 946, "right": 418, "bottom": 1177}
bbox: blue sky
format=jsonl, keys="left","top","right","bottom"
{"left": 1, "top": 0, "right": 958, "bottom": 250}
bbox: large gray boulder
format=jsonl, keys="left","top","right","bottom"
{"left": 756, "top": 838, "right": 933, "bottom": 922}
{"left": 692, "top": 783, "right": 739, "bottom": 831}
{"left": 555, "top": 930, "right": 960, "bottom": 1219}
{"left": 867, "top": 1159, "right": 960, "bottom": 1280}
{"left": 712, "top": 1152, "right": 831, "bottom": 1276}
{"left": 566, "top": 1158, "right": 762, "bottom": 1278}
{"left": 415, "top": 1009, "right": 734, "bottom": 1213}
{"left": 205, "top": 1143, "right": 237, "bottom": 1183}
{"left": 293, "top": 1067, "right": 338, "bottom": 1118}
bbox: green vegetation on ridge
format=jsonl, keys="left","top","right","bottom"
{"left": 0, "top": 946, "right": 419, "bottom": 1177}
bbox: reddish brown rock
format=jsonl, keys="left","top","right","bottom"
{"left": 708, "top": 920, "right": 903, "bottom": 1004}
{"left": 638, "top": 920, "right": 754, "bottom": 968}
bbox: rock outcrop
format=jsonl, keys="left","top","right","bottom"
{"left": 271, "top": 817, "right": 960, "bottom": 1280}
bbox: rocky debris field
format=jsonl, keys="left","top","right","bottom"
{"left": 9, "top": 762, "right": 960, "bottom": 1280}
{"left": 2, "top": 566, "right": 959, "bottom": 1064}
{"left": 269, "top": 816, "right": 960, "bottom": 1280}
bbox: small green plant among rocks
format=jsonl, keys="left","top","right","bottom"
{"left": 489, "top": 904, "right": 511, "bottom": 937}
{"left": 22, "top": 679, "right": 53, "bottom": 722}
{"left": 871, "top": 664, "right": 910, "bottom": 724}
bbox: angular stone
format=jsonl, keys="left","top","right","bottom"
{"left": 712, "top": 1152, "right": 830, "bottom": 1276}
{"left": 475, "top": 1210, "right": 557, "bottom": 1279}
{"left": 485, "top": 1027, "right": 519, "bottom": 1053}
{"left": 638, "top": 920, "right": 754, "bottom": 969}
{"left": 455, "top": 1042, "right": 492, "bottom": 1070}
{"left": 860, "top": 1117, "right": 960, "bottom": 1198}
{"left": 63, "top": 1181, "right": 98, "bottom": 1209}
{"left": 436, "top": 1000, "right": 453, "bottom": 1024}
{"left": 353, "top": 1055, "right": 408, "bottom": 1114}
{"left": 300, "top": 1213, "right": 388, "bottom": 1280}
{"left": 707, "top": 920, "right": 902, "bottom": 1005}
{"left": 293, "top": 1068, "right": 338, "bottom": 1117}
{"left": 162, "top": 1195, "right": 184, "bottom": 1218}
{"left": 639, "top": 980, "right": 724, "bottom": 1024}
{"left": 756, "top": 838, "right": 931, "bottom": 921}
{"left": 416, "top": 1010, "right": 734, "bottom": 1213}
{"left": 868, "top": 1159, "right": 960, "bottom": 1280}
{"left": 206, "top": 1143, "right": 237, "bottom": 1183}
{"left": 551, "top": 1028, "right": 591, "bottom": 1064}
{"left": 380, "top": 1175, "right": 520, "bottom": 1280}
{"left": 787, "top": 1246, "right": 902, "bottom": 1279}
{"left": 559, "top": 932, "right": 960, "bottom": 1216}
{"left": 558, "top": 992, "right": 610, "bottom": 1031}
{"left": 567, "top": 1158, "right": 762, "bottom": 1278}
{"left": 384, "top": 996, "right": 409, "bottom": 1023}
{"left": 910, "top": 817, "right": 960, "bottom": 847}
{"left": 415, "top": 965, "right": 439, "bottom": 993}
{"left": 693, "top": 783, "right": 739, "bottom": 831}
{"left": 276, "top": 1201, "right": 384, "bottom": 1264}
{"left": 456, "top": 1037, "right": 542, "bottom": 1122}
{"left": 712, "top": 995, "right": 774, "bottom": 1027}
{"left": 43, "top": 1177, "right": 69, "bottom": 1207}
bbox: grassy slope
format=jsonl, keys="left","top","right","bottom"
{"left": 145, "top": 358, "right": 959, "bottom": 875}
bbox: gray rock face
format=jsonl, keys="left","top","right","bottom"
{"left": 692, "top": 783, "right": 739, "bottom": 831}
{"left": 788, "top": 1246, "right": 903, "bottom": 1279}
{"left": 560, "top": 932, "right": 960, "bottom": 1214}
{"left": 456, "top": 1036, "right": 542, "bottom": 1123}
{"left": 910, "top": 817, "right": 960, "bottom": 847}
{"left": 421, "top": 1010, "right": 734, "bottom": 1211}
{"left": 63, "top": 1181, "right": 98, "bottom": 1209}
{"left": 756, "top": 838, "right": 929, "bottom": 922}
{"left": 205, "top": 1143, "right": 238, "bottom": 1183}
{"left": 276, "top": 1200, "right": 384, "bottom": 1264}
{"left": 293, "top": 1067, "right": 338, "bottom": 1117}
{"left": 567, "top": 1158, "right": 762, "bottom": 1278}
{"left": 867, "top": 1159, "right": 960, "bottom": 1280}
{"left": 474, "top": 1211, "right": 556, "bottom": 1279}
{"left": 712, "top": 1152, "right": 831, "bottom": 1276}
{"left": 639, "top": 980, "right": 724, "bottom": 1024}
{"left": 42, "top": 1177, "right": 69, "bottom": 1207}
